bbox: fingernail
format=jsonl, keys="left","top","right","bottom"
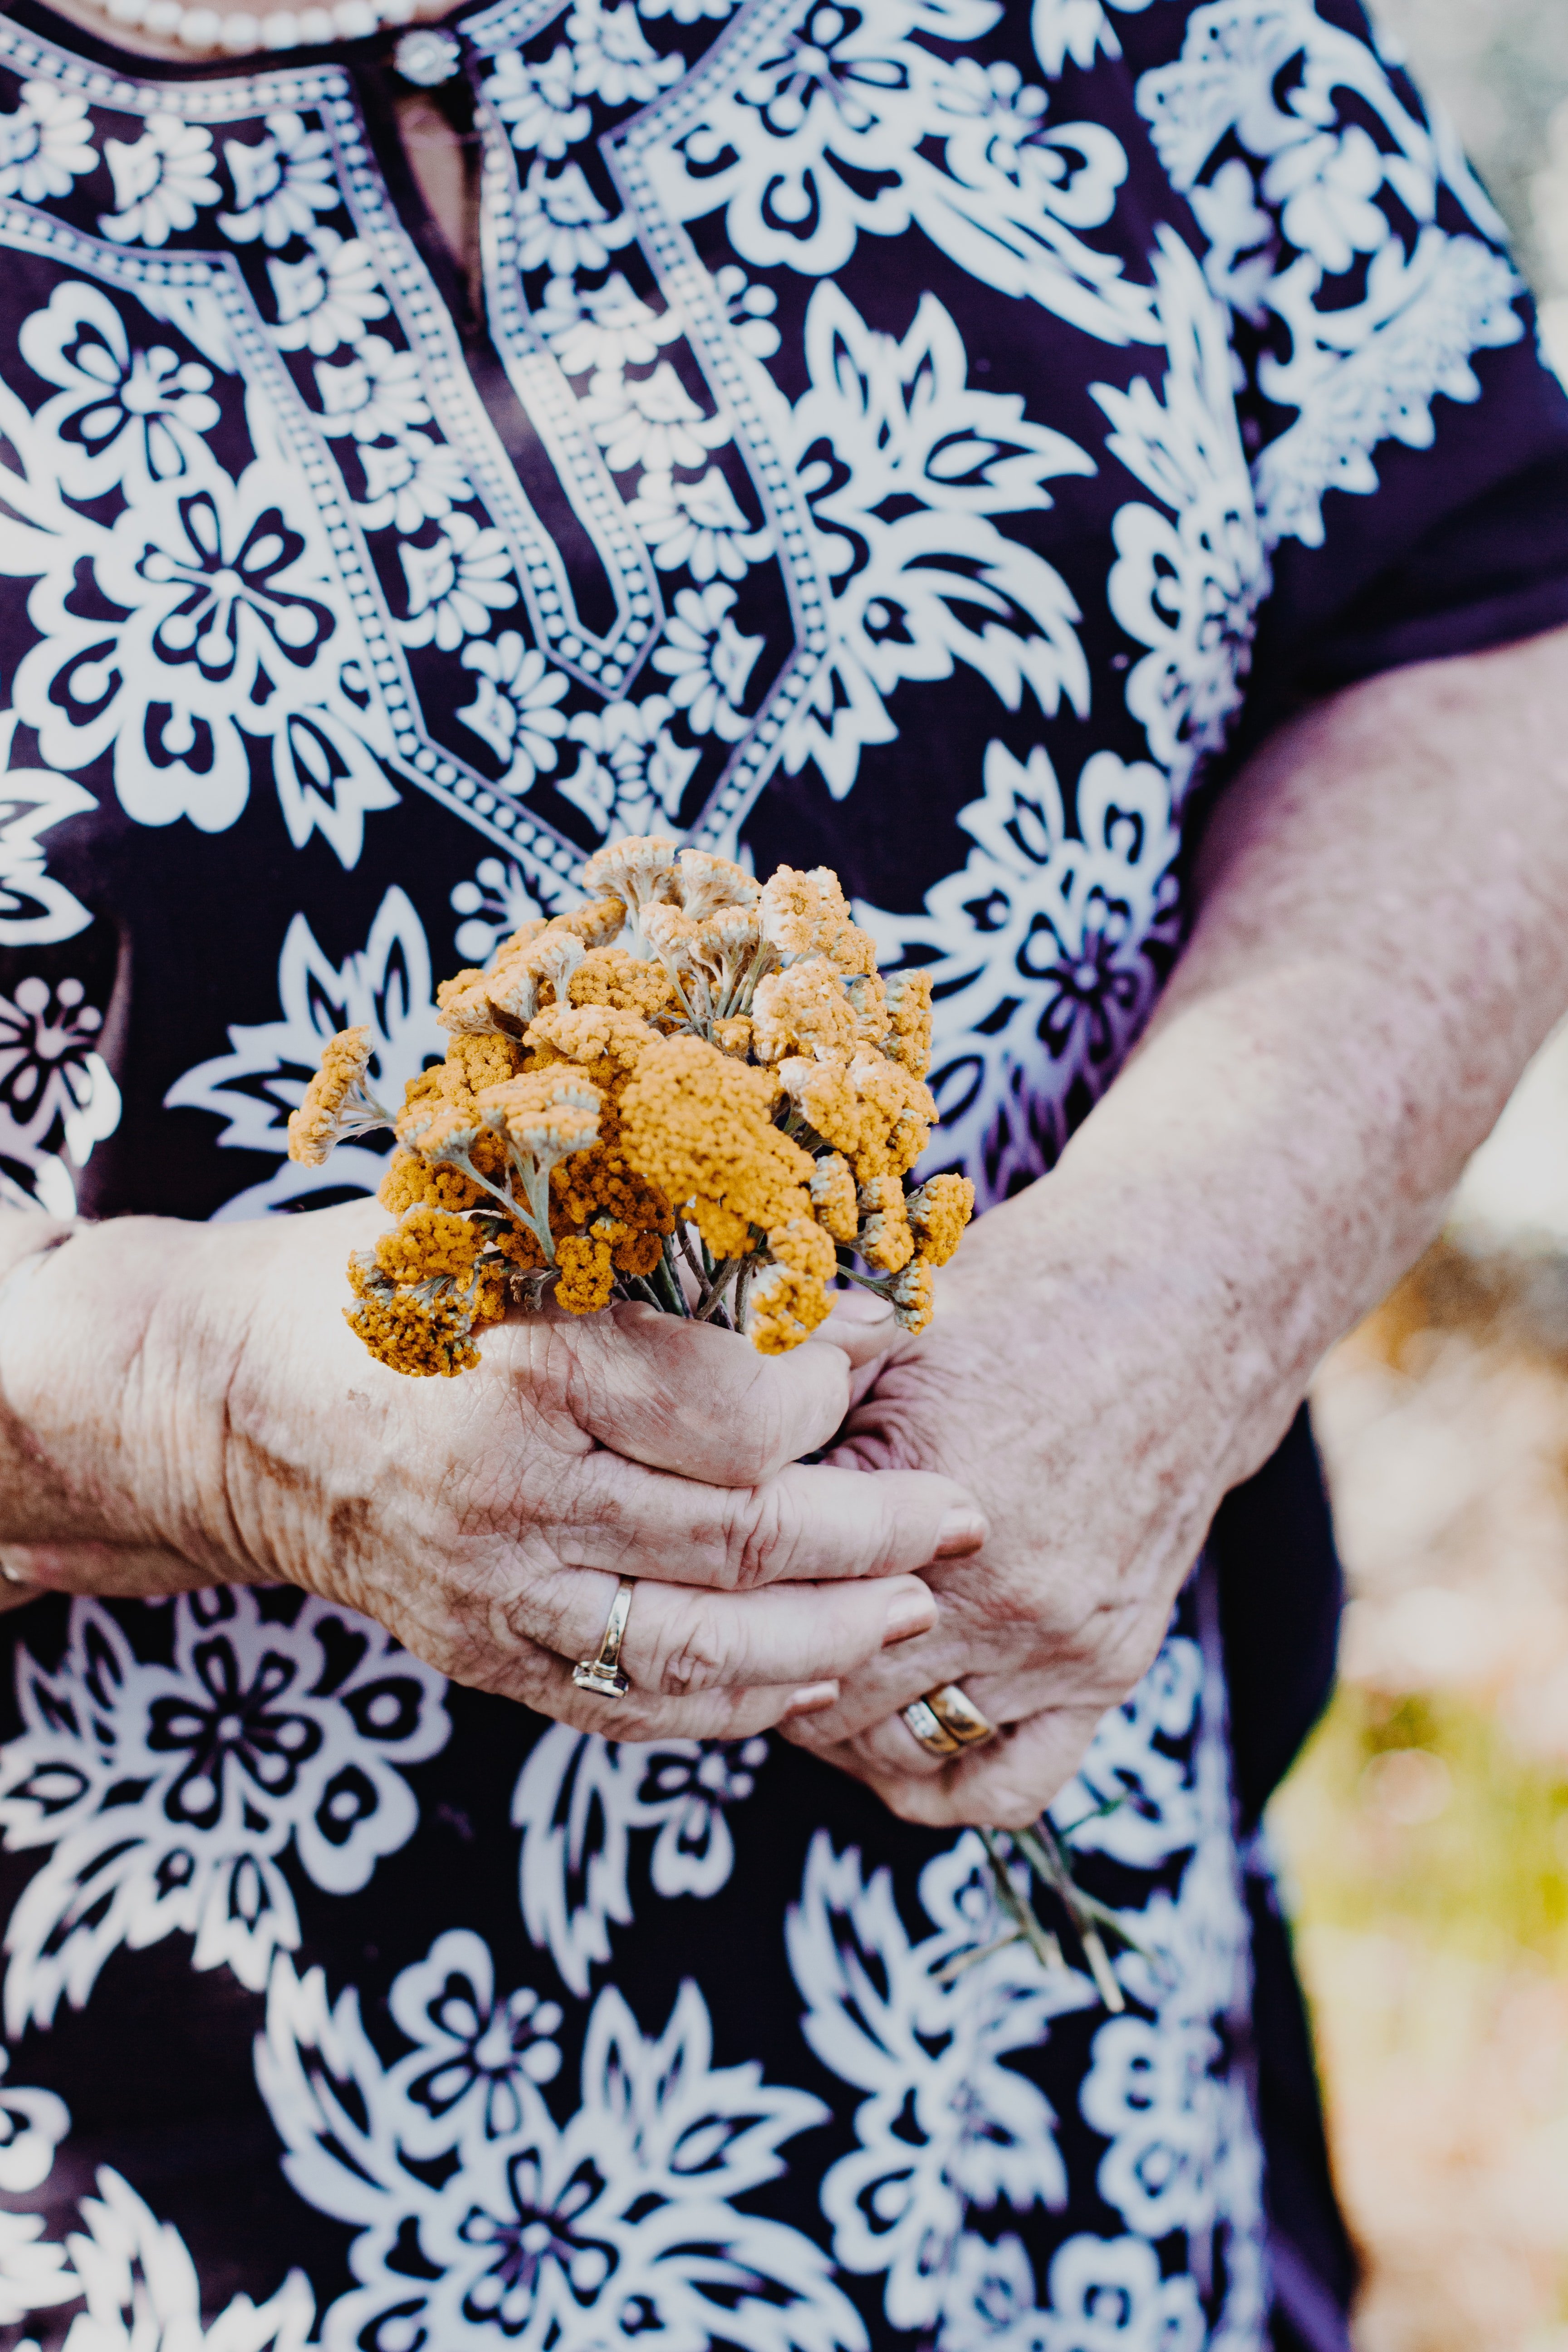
{"left": 882, "top": 1587, "right": 935, "bottom": 1645}
{"left": 933, "top": 1509, "right": 986, "bottom": 1559}
{"left": 781, "top": 1681, "right": 839, "bottom": 1720}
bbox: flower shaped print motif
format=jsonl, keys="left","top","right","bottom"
{"left": 166, "top": 885, "right": 445, "bottom": 1217}
{"left": 0, "top": 2058, "right": 74, "bottom": 2331}
{"left": 450, "top": 853, "right": 553, "bottom": 964}
{"left": 4, "top": 366, "right": 395, "bottom": 864}
{"left": 580, "top": 359, "right": 726, "bottom": 476}
{"left": 388, "top": 1930, "right": 564, "bottom": 2155}
{"left": 99, "top": 114, "right": 221, "bottom": 248}
{"left": 456, "top": 631, "right": 570, "bottom": 785}
{"left": 315, "top": 333, "right": 432, "bottom": 441}
{"left": 637, "top": 0, "right": 736, "bottom": 25}
{"left": 0, "top": 79, "right": 94, "bottom": 202}
{"left": 537, "top": 270, "right": 681, "bottom": 377}
{"left": 790, "top": 1832, "right": 1095, "bottom": 2335}
{"left": 512, "top": 158, "right": 634, "bottom": 275}
{"left": 1262, "top": 121, "right": 1389, "bottom": 277}
{"left": 260, "top": 1944, "right": 862, "bottom": 2352}
{"left": 560, "top": 692, "right": 700, "bottom": 837}
{"left": 651, "top": 582, "right": 764, "bottom": 741}
{"left": 565, "top": 0, "right": 682, "bottom": 106}
{"left": 485, "top": 45, "right": 592, "bottom": 160}
{"left": 713, "top": 261, "right": 781, "bottom": 359}
{"left": 936, "top": 2228, "right": 1203, "bottom": 2352}
{"left": 1073, "top": 1666, "right": 1267, "bottom": 2345}
{"left": 0, "top": 976, "right": 119, "bottom": 1178}
{"left": 268, "top": 230, "right": 390, "bottom": 358}
{"left": 219, "top": 109, "right": 338, "bottom": 247}
{"left": 1048, "top": 1634, "right": 1204, "bottom": 1875}
{"left": 397, "top": 514, "right": 520, "bottom": 650}
{"left": 1091, "top": 228, "right": 1269, "bottom": 796}
{"left": 784, "top": 282, "right": 1092, "bottom": 799}
{"left": 627, "top": 467, "right": 773, "bottom": 583}
{"left": 0, "top": 1590, "right": 450, "bottom": 2035}
{"left": 1136, "top": 0, "right": 1521, "bottom": 549}
{"left": 353, "top": 428, "right": 470, "bottom": 532}
{"left": 515, "top": 1728, "right": 772, "bottom": 1997}
{"left": 857, "top": 740, "right": 1178, "bottom": 1198}
{"left": 649, "top": 0, "right": 1156, "bottom": 343}
{"left": 20, "top": 281, "right": 220, "bottom": 502}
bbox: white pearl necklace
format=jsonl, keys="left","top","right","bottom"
{"left": 90, "top": 0, "right": 455, "bottom": 61}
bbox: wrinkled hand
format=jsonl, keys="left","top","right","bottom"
{"left": 783, "top": 1187, "right": 1245, "bottom": 1826}
{"left": 0, "top": 1202, "right": 984, "bottom": 1737}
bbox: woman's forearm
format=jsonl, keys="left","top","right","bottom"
{"left": 1034, "top": 623, "right": 1568, "bottom": 1493}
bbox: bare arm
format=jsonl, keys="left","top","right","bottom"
{"left": 787, "top": 624, "right": 1568, "bottom": 1819}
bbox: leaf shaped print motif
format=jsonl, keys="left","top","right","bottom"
{"left": 0, "top": 1590, "right": 449, "bottom": 2033}
{"left": 165, "top": 885, "right": 444, "bottom": 1218}
{"left": 259, "top": 1941, "right": 865, "bottom": 2352}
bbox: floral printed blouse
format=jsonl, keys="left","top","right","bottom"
{"left": 0, "top": 0, "right": 1565, "bottom": 2344}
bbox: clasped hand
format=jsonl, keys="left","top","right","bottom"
{"left": 0, "top": 1189, "right": 1222, "bottom": 1826}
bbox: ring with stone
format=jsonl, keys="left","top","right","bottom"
{"left": 573, "top": 1578, "right": 636, "bottom": 1698}
{"left": 901, "top": 1683, "right": 996, "bottom": 1757}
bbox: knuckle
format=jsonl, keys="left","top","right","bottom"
{"left": 724, "top": 1485, "right": 795, "bottom": 1592}
{"left": 655, "top": 1606, "right": 734, "bottom": 1696}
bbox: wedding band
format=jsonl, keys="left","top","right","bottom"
{"left": 573, "top": 1578, "right": 635, "bottom": 1698}
{"left": 902, "top": 1684, "right": 996, "bottom": 1757}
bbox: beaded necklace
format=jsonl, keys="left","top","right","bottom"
{"left": 69, "top": 0, "right": 461, "bottom": 74}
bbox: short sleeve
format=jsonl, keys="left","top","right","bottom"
{"left": 1132, "top": 0, "right": 1568, "bottom": 759}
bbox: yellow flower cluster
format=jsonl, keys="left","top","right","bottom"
{"left": 290, "top": 838, "right": 975, "bottom": 1373}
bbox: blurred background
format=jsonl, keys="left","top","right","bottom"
{"left": 1274, "top": 14, "right": 1568, "bottom": 2342}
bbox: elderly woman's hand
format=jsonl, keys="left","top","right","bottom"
{"left": 774, "top": 1179, "right": 1225, "bottom": 1826}
{"left": 0, "top": 1198, "right": 983, "bottom": 1736}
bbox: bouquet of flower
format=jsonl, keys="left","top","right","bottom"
{"left": 289, "top": 834, "right": 1138, "bottom": 2006}
{"left": 288, "top": 837, "right": 972, "bottom": 1373}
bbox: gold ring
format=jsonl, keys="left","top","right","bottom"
{"left": 573, "top": 1578, "right": 635, "bottom": 1698}
{"left": 902, "top": 1684, "right": 996, "bottom": 1757}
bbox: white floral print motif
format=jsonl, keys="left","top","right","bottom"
{"left": 0, "top": 2064, "right": 315, "bottom": 2345}
{"left": 485, "top": 44, "right": 593, "bottom": 160}
{"left": 628, "top": 466, "right": 775, "bottom": 583}
{"left": 0, "top": 972, "right": 120, "bottom": 1216}
{"left": 20, "top": 279, "right": 221, "bottom": 501}
{"left": 515, "top": 1726, "right": 770, "bottom": 1997}
{"left": 1069, "top": 1601, "right": 1265, "bottom": 2346}
{"left": 259, "top": 1941, "right": 865, "bottom": 2352}
{"left": 0, "top": 1589, "right": 450, "bottom": 2035}
{"left": 936, "top": 2227, "right": 1203, "bottom": 2352}
{"left": 1093, "top": 227, "right": 1270, "bottom": 797}
{"left": 1135, "top": 0, "right": 1524, "bottom": 548}
{"left": 560, "top": 693, "right": 700, "bottom": 835}
{"left": 0, "top": 717, "right": 95, "bottom": 950}
{"left": 513, "top": 157, "right": 635, "bottom": 275}
{"left": 219, "top": 109, "right": 338, "bottom": 247}
{"left": 398, "top": 513, "right": 522, "bottom": 651}
{"left": 451, "top": 853, "right": 554, "bottom": 963}
{"left": 567, "top": 0, "right": 683, "bottom": 107}
{"left": 99, "top": 114, "right": 221, "bottom": 248}
{"left": 782, "top": 282, "right": 1094, "bottom": 797}
{"left": 267, "top": 230, "right": 390, "bottom": 358}
{"left": 1050, "top": 1636, "right": 1205, "bottom": 1875}
{"left": 0, "top": 363, "right": 398, "bottom": 866}
{"left": 647, "top": 0, "right": 1158, "bottom": 344}
{"left": 0, "top": 78, "right": 93, "bottom": 202}
{"left": 459, "top": 631, "right": 572, "bottom": 785}
{"left": 859, "top": 740, "right": 1179, "bottom": 1195}
{"left": 652, "top": 582, "right": 766, "bottom": 741}
{"left": 389, "top": 1930, "right": 564, "bottom": 2150}
{"left": 789, "top": 1831, "right": 1096, "bottom": 2333}
{"left": 166, "top": 884, "right": 444, "bottom": 1218}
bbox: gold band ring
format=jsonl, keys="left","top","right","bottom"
{"left": 573, "top": 1578, "right": 635, "bottom": 1698}
{"left": 901, "top": 1683, "right": 996, "bottom": 1757}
